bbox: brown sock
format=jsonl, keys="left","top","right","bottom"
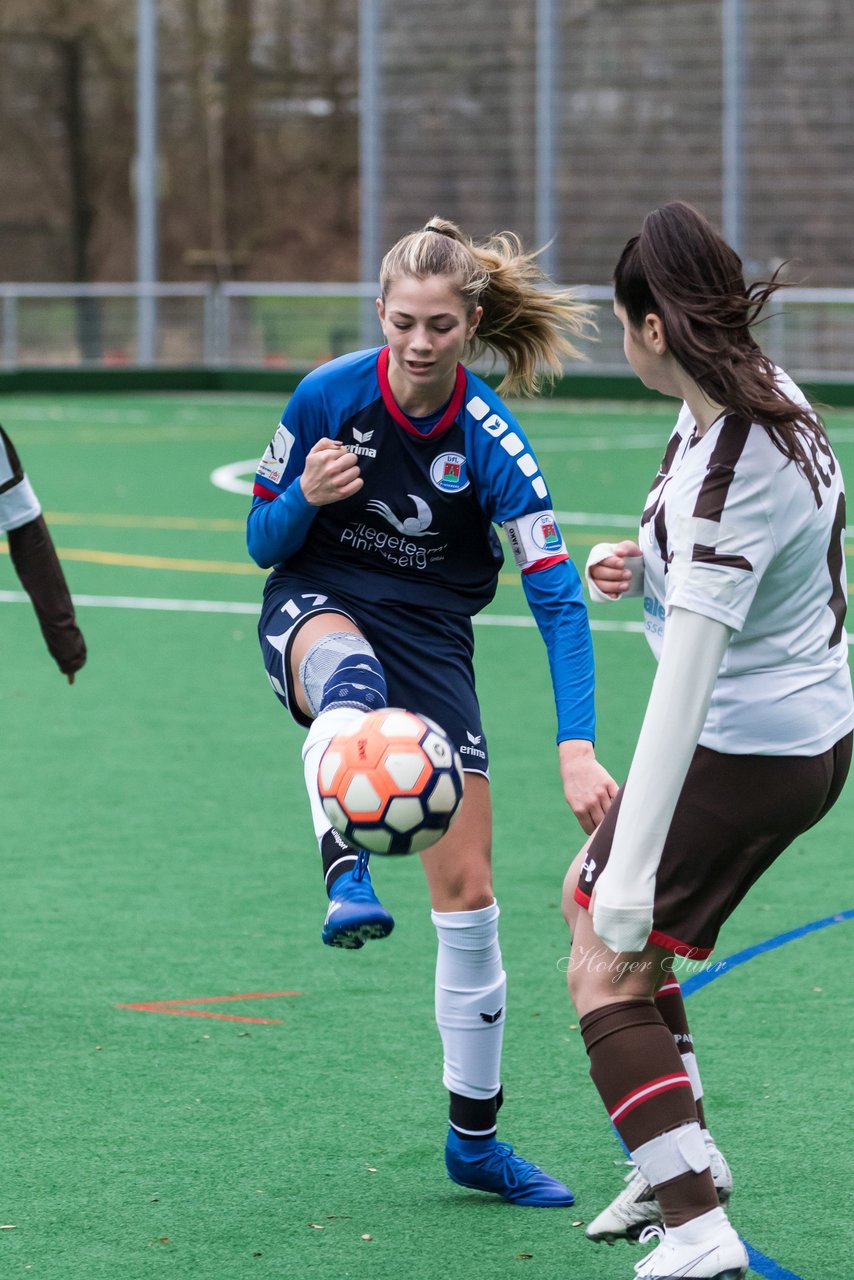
{"left": 656, "top": 975, "right": 707, "bottom": 1129}
{"left": 580, "top": 1000, "right": 719, "bottom": 1226}
{"left": 656, "top": 1170, "right": 720, "bottom": 1227}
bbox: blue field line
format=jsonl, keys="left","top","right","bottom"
{"left": 682, "top": 908, "right": 854, "bottom": 1280}
{"left": 743, "top": 1244, "right": 807, "bottom": 1280}
{"left": 681, "top": 908, "right": 854, "bottom": 997}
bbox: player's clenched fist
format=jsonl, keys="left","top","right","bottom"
{"left": 587, "top": 539, "right": 643, "bottom": 600}
{"left": 300, "top": 438, "right": 364, "bottom": 506}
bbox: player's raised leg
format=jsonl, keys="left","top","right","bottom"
{"left": 290, "top": 612, "right": 395, "bottom": 949}
{"left": 422, "top": 774, "right": 575, "bottom": 1206}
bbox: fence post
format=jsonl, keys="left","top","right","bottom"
{"left": 2, "top": 294, "right": 18, "bottom": 369}
{"left": 359, "top": 0, "right": 382, "bottom": 348}
{"left": 536, "top": 0, "right": 559, "bottom": 279}
{"left": 135, "top": 0, "right": 159, "bottom": 365}
{"left": 722, "top": 0, "right": 746, "bottom": 262}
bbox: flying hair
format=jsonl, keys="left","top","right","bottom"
{"left": 379, "top": 216, "right": 595, "bottom": 396}
{"left": 612, "top": 201, "right": 828, "bottom": 467}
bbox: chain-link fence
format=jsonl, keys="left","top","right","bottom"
{"left": 2, "top": 0, "right": 853, "bottom": 376}
{"left": 371, "top": 0, "right": 854, "bottom": 291}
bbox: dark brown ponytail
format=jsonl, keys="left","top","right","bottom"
{"left": 613, "top": 201, "right": 827, "bottom": 469}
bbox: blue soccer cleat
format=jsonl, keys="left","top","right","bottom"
{"left": 444, "top": 1127, "right": 575, "bottom": 1206}
{"left": 321, "top": 850, "right": 395, "bottom": 949}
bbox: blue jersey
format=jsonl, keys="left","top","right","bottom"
{"left": 248, "top": 347, "right": 597, "bottom": 742}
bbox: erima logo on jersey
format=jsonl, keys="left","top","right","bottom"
{"left": 343, "top": 426, "right": 377, "bottom": 458}
{"left": 460, "top": 742, "right": 487, "bottom": 760}
{"left": 466, "top": 730, "right": 482, "bottom": 745}
{"left": 345, "top": 426, "right": 377, "bottom": 458}
{"left": 466, "top": 396, "right": 548, "bottom": 500}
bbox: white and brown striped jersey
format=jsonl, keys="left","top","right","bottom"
{"left": 639, "top": 371, "right": 854, "bottom": 755}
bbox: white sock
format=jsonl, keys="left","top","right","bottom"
{"left": 666, "top": 1205, "right": 732, "bottom": 1246}
{"left": 301, "top": 706, "right": 364, "bottom": 842}
{"left": 432, "top": 901, "right": 505, "bottom": 1099}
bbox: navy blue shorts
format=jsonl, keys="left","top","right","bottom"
{"left": 258, "top": 573, "right": 489, "bottom": 775}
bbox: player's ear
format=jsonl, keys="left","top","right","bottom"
{"left": 467, "top": 305, "right": 483, "bottom": 340}
{"left": 644, "top": 312, "right": 667, "bottom": 354}
{"left": 376, "top": 297, "right": 385, "bottom": 325}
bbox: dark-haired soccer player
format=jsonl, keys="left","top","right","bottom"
{"left": 563, "top": 202, "right": 853, "bottom": 1279}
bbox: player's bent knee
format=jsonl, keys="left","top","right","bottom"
{"left": 298, "top": 630, "right": 387, "bottom": 717}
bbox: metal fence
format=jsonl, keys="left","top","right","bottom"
{"left": 367, "top": 0, "right": 854, "bottom": 291}
{"left": 3, "top": 282, "right": 854, "bottom": 383}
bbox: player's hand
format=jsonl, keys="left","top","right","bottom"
{"left": 559, "top": 740, "right": 619, "bottom": 835}
{"left": 300, "top": 438, "right": 363, "bottom": 506}
{"left": 590, "top": 882, "right": 654, "bottom": 955}
{"left": 588, "top": 540, "right": 643, "bottom": 600}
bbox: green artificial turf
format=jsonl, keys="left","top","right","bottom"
{"left": 0, "top": 393, "right": 851, "bottom": 1278}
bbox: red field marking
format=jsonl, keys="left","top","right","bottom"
{"left": 116, "top": 991, "right": 303, "bottom": 1025}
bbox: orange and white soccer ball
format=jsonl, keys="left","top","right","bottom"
{"left": 318, "top": 708, "right": 464, "bottom": 855}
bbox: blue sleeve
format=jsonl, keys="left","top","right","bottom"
{"left": 462, "top": 380, "right": 555, "bottom": 523}
{"left": 522, "top": 559, "right": 596, "bottom": 744}
{"left": 245, "top": 368, "right": 332, "bottom": 568}
{"left": 246, "top": 483, "right": 319, "bottom": 569}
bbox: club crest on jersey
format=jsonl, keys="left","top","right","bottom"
{"left": 529, "top": 512, "right": 563, "bottom": 553}
{"left": 430, "top": 452, "right": 469, "bottom": 493}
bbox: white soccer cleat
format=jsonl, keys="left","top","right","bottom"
{"left": 632, "top": 1222, "right": 748, "bottom": 1279}
{"left": 586, "top": 1137, "right": 733, "bottom": 1245}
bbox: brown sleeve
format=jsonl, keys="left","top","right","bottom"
{"left": 7, "top": 515, "right": 87, "bottom": 675}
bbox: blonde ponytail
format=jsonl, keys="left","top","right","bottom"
{"left": 379, "top": 216, "right": 594, "bottom": 396}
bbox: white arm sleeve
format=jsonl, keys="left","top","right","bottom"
{"left": 592, "top": 607, "right": 732, "bottom": 953}
{"left": 585, "top": 541, "right": 645, "bottom": 603}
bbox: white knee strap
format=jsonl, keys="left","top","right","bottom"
{"left": 631, "top": 1122, "right": 710, "bottom": 1189}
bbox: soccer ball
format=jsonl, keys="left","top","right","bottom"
{"left": 318, "top": 708, "right": 464, "bottom": 855}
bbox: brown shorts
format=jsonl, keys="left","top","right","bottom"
{"left": 574, "top": 732, "right": 852, "bottom": 958}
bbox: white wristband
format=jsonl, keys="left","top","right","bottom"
{"left": 585, "top": 542, "right": 618, "bottom": 603}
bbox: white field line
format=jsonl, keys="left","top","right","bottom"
{"left": 0, "top": 589, "right": 646, "bottom": 633}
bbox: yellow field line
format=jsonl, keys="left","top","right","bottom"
{"left": 43, "top": 511, "right": 244, "bottom": 532}
{"left": 0, "top": 542, "right": 262, "bottom": 575}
